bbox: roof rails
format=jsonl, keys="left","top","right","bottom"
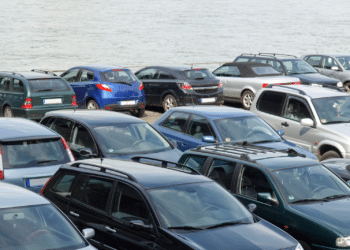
{"left": 31, "top": 69, "right": 57, "bottom": 76}
{"left": 131, "top": 156, "right": 200, "bottom": 175}
{"left": 265, "top": 84, "right": 345, "bottom": 94}
{"left": 0, "top": 71, "right": 25, "bottom": 77}
{"left": 264, "top": 84, "right": 307, "bottom": 95}
{"left": 239, "top": 53, "right": 297, "bottom": 59}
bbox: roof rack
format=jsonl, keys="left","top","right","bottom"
{"left": 258, "top": 53, "right": 297, "bottom": 58}
{"left": 131, "top": 156, "right": 200, "bottom": 175}
{"left": 264, "top": 84, "right": 307, "bottom": 95}
{"left": 0, "top": 71, "right": 25, "bottom": 77}
{"left": 265, "top": 84, "right": 345, "bottom": 94}
{"left": 31, "top": 69, "right": 57, "bottom": 76}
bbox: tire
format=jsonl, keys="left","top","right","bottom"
{"left": 298, "top": 240, "right": 312, "bottom": 250}
{"left": 344, "top": 82, "right": 350, "bottom": 93}
{"left": 3, "top": 106, "right": 13, "bottom": 117}
{"left": 241, "top": 90, "right": 255, "bottom": 110}
{"left": 320, "top": 150, "right": 341, "bottom": 161}
{"left": 130, "top": 107, "right": 145, "bottom": 117}
{"left": 162, "top": 95, "right": 177, "bottom": 112}
{"left": 86, "top": 100, "right": 99, "bottom": 110}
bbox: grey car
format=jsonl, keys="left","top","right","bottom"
{"left": 0, "top": 181, "right": 96, "bottom": 250}
{"left": 212, "top": 62, "right": 300, "bottom": 109}
{"left": 302, "top": 53, "right": 350, "bottom": 92}
{"left": 250, "top": 84, "right": 350, "bottom": 160}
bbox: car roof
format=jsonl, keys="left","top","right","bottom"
{"left": 44, "top": 110, "right": 146, "bottom": 127}
{"left": 0, "top": 118, "right": 60, "bottom": 142}
{"left": 142, "top": 66, "right": 207, "bottom": 71}
{"left": 70, "top": 65, "right": 129, "bottom": 72}
{"left": 219, "top": 62, "right": 283, "bottom": 77}
{"left": 0, "top": 182, "right": 49, "bottom": 209}
{"left": 303, "top": 53, "right": 350, "bottom": 58}
{"left": 0, "top": 71, "right": 59, "bottom": 80}
{"left": 237, "top": 53, "right": 298, "bottom": 60}
{"left": 66, "top": 158, "right": 211, "bottom": 189}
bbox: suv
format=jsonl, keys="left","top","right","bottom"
{"left": 41, "top": 158, "right": 301, "bottom": 250}
{"left": 250, "top": 85, "right": 350, "bottom": 160}
{"left": 0, "top": 71, "right": 77, "bottom": 120}
{"left": 301, "top": 54, "right": 350, "bottom": 92}
{"left": 179, "top": 143, "right": 350, "bottom": 250}
{"left": 234, "top": 53, "right": 343, "bottom": 89}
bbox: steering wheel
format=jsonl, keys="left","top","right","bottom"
{"left": 130, "top": 140, "right": 144, "bottom": 147}
{"left": 246, "top": 130, "right": 265, "bottom": 139}
{"left": 310, "top": 185, "right": 328, "bottom": 197}
{"left": 25, "top": 229, "right": 52, "bottom": 243}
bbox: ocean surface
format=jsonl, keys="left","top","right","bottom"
{"left": 1, "top": 0, "right": 349, "bottom": 72}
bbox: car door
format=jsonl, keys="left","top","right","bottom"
{"left": 135, "top": 68, "right": 158, "bottom": 104}
{"left": 70, "top": 122, "right": 99, "bottom": 159}
{"left": 155, "top": 69, "right": 178, "bottom": 105}
{"left": 319, "top": 56, "right": 342, "bottom": 80}
{"left": 10, "top": 78, "right": 26, "bottom": 116}
{"left": 74, "top": 69, "right": 95, "bottom": 107}
{"left": 0, "top": 77, "right": 11, "bottom": 110}
{"left": 213, "top": 65, "right": 242, "bottom": 99}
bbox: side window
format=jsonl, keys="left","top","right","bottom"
{"left": 251, "top": 59, "right": 267, "bottom": 63}
{"left": 235, "top": 57, "right": 249, "bottom": 62}
{"left": 323, "top": 56, "right": 340, "bottom": 70}
{"left": 208, "top": 160, "right": 236, "bottom": 191}
{"left": 305, "top": 56, "right": 322, "bottom": 67}
{"left": 284, "top": 98, "right": 312, "bottom": 122}
{"left": 157, "top": 70, "right": 175, "bottom": 80}
{"left": 161, "top": 112, "right": 190, "bottom": 133}
{"left": 13, "top": 79, "right": 25, "bottom": 93}
{"left": 257, "top": 91, "right": 286, "bottom": 116}
{"left": 0, "top": 77, "right": 11, "bottom": 91}
{"left": 184, "top": 155, "right": 207, "bottom": 171}
{"left": 79, "top": 70, "right": 94, "bottom": 82}
{"left": 61, "top": 69, "right": 80, "bottom": 83}
{"left": 71, "top": 124, "right": 97, "bottom": 154}
{"left": 187, "top": 114, "right": 214, "bottom": 140}
{"left": 51, "top": 118, "right": 73, "bottom": 142}
{"left": 41, "top": 117, "right": 55, "bottom": 127}
{"left": 267, "top": 60, "right": 283, "bottom": 72}
{"left": 213, "top": 66, "right": 241, "bottom": 77}
{"left": 50, "top": 172, "right": 78, "bottom": 197}
{"left": 112, "top": 182, "right": 151, "bottom": 224}
{"left": 135, "top": 68, "right": 157, "bottom": 80}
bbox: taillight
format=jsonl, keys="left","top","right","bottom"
{"left": 21, "top": 98, "right": 33, "bottom": 109}
{"left": 71, "top": 95, "right": 77, "bottom": 106}
{"left": 112, "top": 69, "right": 123, "bottom": 71}
{"left": 180, "top": 82, "right": 193, "bottom": 90}
{"left": 218, "top": 82, "right": 222, "bottom": 88}
{"left": 193, "top": 68, "right": 200, "bottom": 70}
{"left": 139, "top": 82, "right": 144, "bottom": 90}
{"left": 40, "top": 176, "right": 52, "bottom": 195}
{"left": 0, "top": 146, "right": 3, "bottom": 180}
{"left": 96, "top": 84, "right": 112, "bottom": 92}
{"left": 294, "top": 81, "right": 301, "bottom": 85}
{"left": 105, "top": 106, "right": 111, "bottom": 110}
{"left": 61, "top": 138, "right": 75, "bottom": 161}
{"left": 262, "top": 83, "right": 269, "bottom": 88}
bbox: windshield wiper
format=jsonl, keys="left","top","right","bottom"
{"left": 167, "top": 226, "right": 203, "bottom": 231}
{"left": 291, "top": 198, "right": 329, "bottom": 204}
{"left": 324, "top": 194, "right": 350, "bottom": 200}
{"left": 111, "top": 81, "right": 132, "bottom": 85}
{"left": 37, "top": 159, "right": 58, "bottom": 164}
{"left": 251, "top": 139, "right": 280, "bottom": 144}
{"left": 37, "top": 89, "right": 53, "bottom": 92}
{"left": 205, "top": 220, "right": 250, "bottom": 230}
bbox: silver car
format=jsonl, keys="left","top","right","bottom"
{"left": 250, "top": 84, "right": 350, "bottom": 161}
{"left": 302, "top": 53, "right": 350, "bottom": 92}
{"left": 212, "top": 62, "right": 300, "bottom": 109}
{"left": 0, "top": 182, "right": 96, "bottom": 250}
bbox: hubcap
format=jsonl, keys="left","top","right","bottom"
{"left": 4, "top": 108, "right": 12, "bottom": 117}
{"left": 345, "top": 84, "right": 350, "bottom": 93}
{"left": 243, "top": 94, "right": 253, "bottom": 108}
{"left": 87, "top": 101, "right": 98, "bottom": 109}
{"left": 165, "top": 97, "right": 175, "bottom": 110}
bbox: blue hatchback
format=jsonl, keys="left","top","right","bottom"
{"left": 152, "top": 106, "right": 317, "bottom": 159}
{"left": 61, "top": 65, "right": 146, "bottom": 117}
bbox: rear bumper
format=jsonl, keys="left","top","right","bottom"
{"left": 106, "top": 101, "right": 146, "bottom": 111}
{"left": 15, "top": 105, "right": 77, "bottom": 120}
{"left": 178, "top": 93, "right": 224, "bottom": 106}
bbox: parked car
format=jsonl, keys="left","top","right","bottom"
{"left": 61, "top": 65, "right": 146, "bottom": 117}
{"left": 0, "top": 181, "right": 96, "bottom": 250}
{"left": 250, "top": 84, "right": 350, "bottom": 160}
{"left": 0, "top": 118, "right": 74, "bottom": 192}
{"left": 322, "top": 158, "right": 350, "bottom": 182}
{"left": 234, "top": 53, "right": 343, "bottom": 89}
{"left": 212, "top": 62, "right": 301, "bottom": 109}
{"left": 179, "top": 143, "right": 350, "bottom": 250}
{"left": 302, "top": 54, "right": 350, "bottom": 92}
{"left": 40, "top": 109, "right": 182, "bottom": 162}
{"left": 134, "top": 66, "right": 224, "bottom": 112}
{"left": 41, "top": 157, "right": 302, "bottom": 250}
{"left": 152, "top": 106, "right": 316, "bottom": 159}
{"left": 0, "top": 71, "right": 77, "bottom": 119}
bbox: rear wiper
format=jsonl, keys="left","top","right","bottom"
{"left": 37, "top": 159, "right": 58, "bottom": 164}
{"left": 205, "top": 221, "right": 250, "bottom": 230}
{"left": 194, "top": 77, "right": 205, "bottom": 80}
{"left": 37, "top": 89, "right": 53, "bottom": 92}
{"left": 112, "top": 81, "right": 132, "bottom": 85}
{"left": 167, "top": 226, "right": 203, "bottom": 231}
{"left": 324, "top": 194, "right": 350, "bottom": 200}
{"left": 291, "top": 198, "right": 329, "bottom": 204}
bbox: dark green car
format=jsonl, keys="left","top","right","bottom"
{"left": 0, "top": 71, "right": 77, "bottom": 119}
{"left": 179, "top": 144, "right": 350, "bottom": 250}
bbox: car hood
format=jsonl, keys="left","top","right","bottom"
{"left": 322, "top": 123, "right": 350, "bottom": 138}
{"left": 107, "top": 148, "right": 182, "bottom": 162}
{"left": 173, "top": 220, "right": 296, "bottom": 250}
{"left": 289, "top": 73, "right": 338, "bottom": 85}
{"left": 291, "top": 198, "right": 350, "bottom": 236}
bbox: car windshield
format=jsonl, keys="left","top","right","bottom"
{"left": 100, "top": 69, "right": 138, "bottom": 84}
{"left": 251, "top": 66, "right": 281, "bottom": 76}
{"left": 182, "top": 69, "right": 216, "bottom": 79}
{"left": 148, "top": 182, "right": 254, "bottom": 229}
{"left": 94, "top": 123, "right": 172, "bottom": 155}
{"left": 214, "top": 116, "right": 282, "bottom": 144}
{"left": 272, "top": 164, "right": 350, "bottom": 204}
{"left": 1, "top": 138, "right": 69, "bottom": 169}
{"left": 336, "top": 56, "right": 350, "bottom": 70}
{"left": 28, "top": 78, "right": 71, "bottom": 92}
{"left": 282, "top": 59, "right": 318, "bottom": 75}
{"left": 312, "top": 96, "right": 350, "bottom": 124}
{"left": 0, "top": 204, "right": 86, "bottom": 250}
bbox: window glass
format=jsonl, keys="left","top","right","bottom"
{"left": 284, "top": 98, "right": 312, "bottom": 122}
{"left": 251, "top": 66, "right": 280, "bottom": 75}
{"left": 212, "top": 66, "right": 241, "bottom": 77}
{"left": 51, "top": 118, "right": 73, "bottom": 142}
{"left": 28, "top": 79, "right": 70, "bottom": 92}
{"left": 312, "top": 95, "right": 350, "bottom": 124}
{"left": 305, "top": 56, "right": 322, "bottom": 67}
{"left": 79, "top": 70, "right": 94, "bottom": 82}
{"left": 257, "top": 91, "right": 286, "bottom": 116}
{"left": 336, "top": 56, "right": 350, "bottom": 70}
{"left": 157, "top": 70, "right": 175, "bottom": 80}
{"left": 251, "top": 58, "right": 267, "bottom": 63}
{"left": 235, "top": 57, "right": 249, "bottom": 62}
{"left": 50, "top": 173, "right": 78, "bottom": 197}
{"left": 187, "top": 114, "right": 214, "bottom": 140}
{"left": 101, "top": 70, "right": 138, "bottom": 84}
{"left": 161, "top": 112, "right": 190, "bottom": 133}
{"left": 184, "top": 155, "right": 207, "bottom": 171}
{"left": 71, "top": 124, "right": 97, "bottom": 154}
{"left": 135, "top": 68, "right": 157, "bottom": 80}
{"left": 112, "top": 182, "right": 151, "bottom": 224}
{"left": 282, "top": 59, "right": 317, "bottom": 74}
{"left": 182, "top": 69, "right": 215, "bottom": 80}
{"left": 323, "top": 56, "right": 340, "bottom": 70}
{"left": 13, "top": 79, "right": 24, "bottom": 93}
{"left": 61, "top": 69, "right": 79, "bottom": 83}
{"left": 208, "top": 160, "right": 236, "bottom": 190}
{"left": 267, "top": 60, "right": 283, "bottom": 72}
{"left": 0, "top": 77, "right": 11, "bottom": 91}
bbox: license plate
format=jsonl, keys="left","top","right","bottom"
{"left": 43, "top": 98, "right": 62, "bottom": 104}
{"left": 201, "top": 97, "right": 216, "bottom": 103}
{"left": 26, "top": 177, "right": 50, "bottom": 188}
{"left": 120, "top": 100, "right": 136, "bottom": 105}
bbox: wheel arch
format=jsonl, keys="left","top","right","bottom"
{"left": 318, "top": 143, "right": 343, "bottom": 158}
{"left": 240, "top": 87, "right": 256, "bottom": 97}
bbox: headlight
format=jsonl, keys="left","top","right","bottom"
{"left": 295, "top": 243, "right": 304, "bottom": 250}
{"left": 336, "top": 236, "right": 350, "bottom": 247}
{"left": 337, "top": 81, "right": 343, "bottom": 87}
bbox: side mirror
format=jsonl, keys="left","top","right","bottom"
{"left": 257, "top": 193, "right": 278, "bottom": 206}
{"left": 247, "top": 203, "right": 257, "bottom": 213}
{"left": 170, "top": 140, "right": 178, "bottom": 148}
{"left": 202, "top": 136, "right": 216, "bottom": 143}
{"left": 130, "top": 220, "right": 153, "bottom": 232}
{"left": 277, "top": 129, "right": 284, "bottom": 136}
{"left": 331, "top": 66, "right": 340, "bottom": 71}
{"left": 347, "top": 180, "right": 350, "bottom": 186}
{"left": 80, "top": 148, "right": 96, "bottom": 158}
{"left": 82, "top": 228, "right": 95, "bottom": 240}
{"left": 300, "top": 118, "right": 314, "bottom": 127}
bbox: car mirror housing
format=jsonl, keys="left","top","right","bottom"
{"left": 277, "top": 129, "right": 284, "bottom": 136}
{"left": 170, "top": 140, "right": 178, "bottom": 148}
{"left": 331, "top": 66, "right": 340, "bottom": 71}
{"left": 130, "top": 220, "right": 153, "bottom": 232}
{"left": 247, "top": 203, "right": 257, "bottom": 213}
{"left": 300, "top": 118, "right": 314, "bottom": 127}
{"left": 347, "top": 180, "right": 350, "bottom": 186}
{"left": 257, "top": 193, "right": 278, "bottom": 206}
{"left": 82, "top": 228, "right": 95, "bottom": 240}
{"left": 202, "top": 136, "right": 216, "bottom": 143}
{"left": 80, "top": 148, "right": 96, "bottom": 158}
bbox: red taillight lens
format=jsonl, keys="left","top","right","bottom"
{"left": 105, "top": 106, "right": 111, "bottom": 110}
{"left": 112, "top": 69, "right": 123, "bottom": 71}
{"left": 294, "top": 81, "right": 301, "bottom": 85}
{"left": 40, "top": 176, "right": 52, "bottom": 195}
{"left": 0, "top": 146, "right": 3, "bottom": 180}
{"left": 71, "top": 95, "right": 77, "bottom": 106}
{"left": 262, "top": 83, "right": 269, "bottom": 88}
{"left": 180, "top": 82, "right": 193, "bottom": 90}
{"left": 96, "top": 84, "right": 112, "bottom": 92}
{"left": 193, "top": 68, "right": 200, "bottom": 70}
{"left": 139, "top": 82, "right": 144, "bottom": 91}
{"left": 21, "top": 98, "right": 33, "bottom": 109}
{"left": 218, "top": 82, "right": 222, "bottom": 88}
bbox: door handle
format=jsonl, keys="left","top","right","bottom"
{"left": 105, "top": 226, "right": 116, "bottom": 233}
{"left": 69, "top": 211, "right": 80, "bottom": 217}
{"left": 281, "top": 122, "right": 289, "bottom": 127}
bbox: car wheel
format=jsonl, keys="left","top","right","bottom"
{"left": 241, "top": 90, "right": 254, "bottom": 110}
{"left": 344, "top": 82, "right": 350, "bottom": 93}
{"left": 298, "top": 240, "right": 311, "bottom": 250}
{"left": 3, "top": 106, "right": 13, "bottom": 117}
{"left": 320, "top": 150, "right": 341, "bottom": 161}
{"left": 162, "top": 95, "right": 177, "bottom": 112}
{"left": 130, "top": 107, "right": 145, "bottom": 117}
{"left": 86, "top": 100, "right": 99, "bottom": 109}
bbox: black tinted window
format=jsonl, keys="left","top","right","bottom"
{"left": 157, "top": 70, "right": 175, "bottom": 80}
{"left": 50, "top": 173, "right": 78, "bottom": 197}
{"left": 28, "top": 79, "right": 70, "bottom": 92}
{"left": 79, "top": 70, "right": 94, "bottom": 82}
{"left": 187, "top": 114, "right": 214, "bottom": 140}
{"left": 208, "top": 160, "right": 236, "bottom": 191}
{"left": 51, "top": 118, "right": 73, "bottom": 142}
{"left": 182, "top": 69, "right": 215, "bottom": 79}
{"left": 162, "top": 112, "right": 190, "bottom": 133}
{"left": 136, "top": 68, "right": 157, "bottom": 80}
{"left": 305, "top": 56, "right": 322, "bottom": 67}
{"left": 257, "top": 91, "right": 286, "bottom": 116}
{"left": 184, "top": 155, "right": 207, "bottom": 171}
{"left": 13, "top": 79, "right": 25, "bottom": 93}
{"left": 100, "top": 70, "right": 138, "bottom": 84}
{"left": 0, "top": 77, "right": 11, "bottom": 91}
{"left": 213, "top": 66, "right": 241, "bottom": 77}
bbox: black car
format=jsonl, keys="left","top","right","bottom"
{"left": 135, "top": 66, "right": 224, "bottom": 112}
{"left": 322, "top": 158, "right": 350, "bottom": 182}
{"left": 234, "top": 53, "right": 343, "bottom": 89}
{"left": 40, "top": 157, "right": 300, "bottom": 250}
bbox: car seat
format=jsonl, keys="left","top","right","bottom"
{"left": 241, "top": 176, "right": 257, "bottom": 198}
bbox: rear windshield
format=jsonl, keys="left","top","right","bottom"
{"left": 100, "top": 70, "right": 138, "bottom": 84}
{"left": 182, "top": 69, "right": 216, "bottom": 80}
{"left": 28, "top": 78, "right": 71, "bottom": 92}
{"left": 1, "top": 138, "right": 70, "bottom": 169}
{"left": 251, "top": 66, "right": 281, "bottom": 76}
